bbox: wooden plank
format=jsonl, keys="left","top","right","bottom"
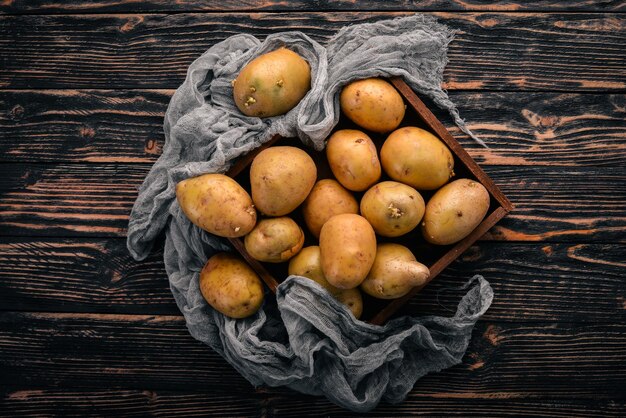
{"left": 404, "top": 242, "right": 626, "bottom": 322}
{"left": 0, "top": 163, "right": 142, "bottom": 237}
{"left": 1, "top": 312, "right": 625, "bottom": 397}
{"left": 0, "top": 388, "right": 623, "bottom": 418}
{"left": 0, "top": 13, "right": 624, "bottom": 90}
{"left": 0, "top": 237, "right": 176, "bottom": 315}
{"left": 0, "top": 238, "right": 624, "bottom": 323}
{"left": 0, "top": 388, "right": 266, "bottom": 417}
{"left": 267, "top": 396, "right": 626, "bottom": 417}
{"left": 446, "top": 92, "right": 626, "bottom": 167}
{"left": 0, "top": 163, "right": 623, "bottom": 242}
{"left": 2, "top": 0, "right": 625, "bottom": 14}
{"left": 2, "top": 90, "right": 625, "bottom": 165}
{"left": 0, "top": 388, "right": 264, "bottom": 417}
{"left": 0, "top": 89, "right": 169, "bottom": 163}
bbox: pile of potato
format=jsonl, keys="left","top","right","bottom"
{"left": 176, "top": 48, "right": 490, "bottom": 320}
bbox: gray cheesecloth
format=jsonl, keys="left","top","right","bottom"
{"left": 127, "top": 14, "right": 493, "bottom": 412}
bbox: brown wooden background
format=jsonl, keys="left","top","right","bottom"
{"left": 1, "top": 1, "right": 625, "bottom": 416}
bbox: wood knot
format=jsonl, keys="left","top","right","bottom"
{"left": 79, "top": 126, "right": 95, "bottom": 139}
{"left": 483, "top": 325, "right": 504, "bottom": 346}
{"left": 144, "top": 138, "right": 160, "bottom": 154}
{"left": 9, "top": 104, "right": 24, "bottom": 121}
{"left": 120, "top": 16, "right": 144, "bottom": 33}
{"left": 461, "top": 246, "right": 482, "bottom": 262}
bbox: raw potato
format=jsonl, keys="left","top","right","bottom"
{"left": 250, "top": 146, "right": 317, "bottom": 216}
{"left": 360, "top": 181, "right": 425, "bottom": 237}
{"left": 233, "top": 47, "right": 311, "bottom": 117}
{"left": 361, "top": 243, "right": 430, "bottom": 299}
{"left": 319, "top": 214, "right": 377, "bottom": 289}
{"left": 381, "top": 126, "right": 454, "bottom": 190}
{"left": 245, "top": 217, "right": 304, "bottom": 263}
{"left": 326, "top": 129, "right": 381, "bottom": 192}
{"left": 176, "top": 173, "right": 256, "bottom": 238}
{"left": 340, "top": 78, "right": 405, "bottom": 133}
{"left": 302, "top": 179, "right": 359, "bottom": 238}
{"left": 288, "top": 246, "right": 328, "bottom": 289}
{"left": 199, "top": 252, "right": 264, "bottom": 318}
{"left": 288, "top": 246, "right": 363, "bottom": 319}
{"left": 422, "top": 179, "right": 490, "bottom": 245}
{"left": 334, "top": 289, "right": 363, "bottom": 320}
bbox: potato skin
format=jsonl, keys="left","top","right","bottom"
{"left": 302, "top": 179, "right": 359, "bottom": 238}
{"left": 334, "top": 289, "right": 363, "bottom": 319}
{"left": 233, "top": 47, "right": 311, "bottom": 117}
{"left": 288, "top": 246, "right": 363, "bottom": 319}
{"left": 360, "top": 181, "right": 425, "bottom": 237}
{"left": 250, "top": 146, "right": 317, "bottom": 216}
{"left": 381, "top": 127, "right": 454, "bottom": 190}
{"left": 326, "top": 129, "right": 381, "bottom": 192}
{"left": 360, "top": 243, "right": 430, "bottom": 299}
{"left": 199, "top": 252, "right": 264, "bottom": 319}
{"left": 176, "top": 173, "right": 256, "bottom": 238}
{"left": 340, "top": 78, "right": 405, "bottom": 133}
{"left": 245, "top": 217, "right": 304, "bottom": 263}
{"left": 421, "top": 179, "right": 490, "bottom": 245}
{"left": 288, "top": 246, "right": 329, "bottom": 289}
{"left": 319, "top": 214, "right": 377, "bottom": 289}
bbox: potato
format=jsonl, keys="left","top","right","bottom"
{"left": 360, "top": 181, "right": 425, "bottom": 237}
{"left": 421, "top": 179, "right": 490, "bottom": 245}
{"left": 288, "top": 246, "right": 363, "bottom": 319}
{"left": 176, "top": 173, "right": 256, "bottom": 238}
{"left": 250, "top": 146, "right": 317, "bottom": 216}
{"left": 199, "top": 252, "right": 264, "bottom": 318}
{"left": 302, "top": 179, "right": 359, "bottom": 238}
{"left": 319, "top": 214, "right": 377, "bottom": 289}
{"left": 288, "top": 246, "right": 329, "bottom": 290}
{"left": 381, "top": 126, "right": 454, "bottom": 190}
{"left": 340, "top": 78, "right": 405, "bottom": 133}
{"left": 244, "top": 217, "right": 304, "bottom": 263}
{"left": 326, "top": 129, "right": 381, "bottom": 192}
{"left": 360, "top": 243, "right": 430, "bottom": 299}
{"left": 233, "top": 47, "right": 311, "bottom": 117}
{"left": 334, "top": 289, "right": 363, "bottom": 319}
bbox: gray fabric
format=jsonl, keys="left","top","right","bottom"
{"left": 127, "top": 14, "right": 493, "bottom": 412}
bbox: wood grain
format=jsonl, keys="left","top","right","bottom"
{"left": 0, "top": 90, "right": 168, "bottom": 163}
{"left": 0, "top": 237, "right": 175, "bottom": 315}
{"left": 0, "top": 1, "right": 624, "bottom": 416}
{"left": 2, "top": 0, "right": 625, "bottom": 14}
{"left": 0, "top": 163, "right": 623, "bottom": 241}
{"left": 2, "top": 90, "right": 624, "bottom": 165}
{"left": 0, "top": 13, "right": 624, "bottom": 90}
{"left": 0, "top": 388, "right": 623, "bottom": 418}
{"left": 0, "top": 238, "right": 624, "bottom": 323}
{"left": 404, "top": 242, "right": 626, "bottom": 322}
{"left": 269, "top": 395, "right": 626, "bottom": 417}
{"left": 0, "top": 388, "right": 265, "bottom": 418}
{"left": 0, "top": 163, "right": 142, "bottom": 237}
{"left": 1, "top": 312, "right": 625, "bottom": 397}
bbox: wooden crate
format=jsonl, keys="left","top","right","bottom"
{"left": 226, "top": 77, "right": 513, "bottom": 325}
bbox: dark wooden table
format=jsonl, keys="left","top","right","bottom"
{"left": 1, "top": 2, "right": 625, "bottom": 416}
